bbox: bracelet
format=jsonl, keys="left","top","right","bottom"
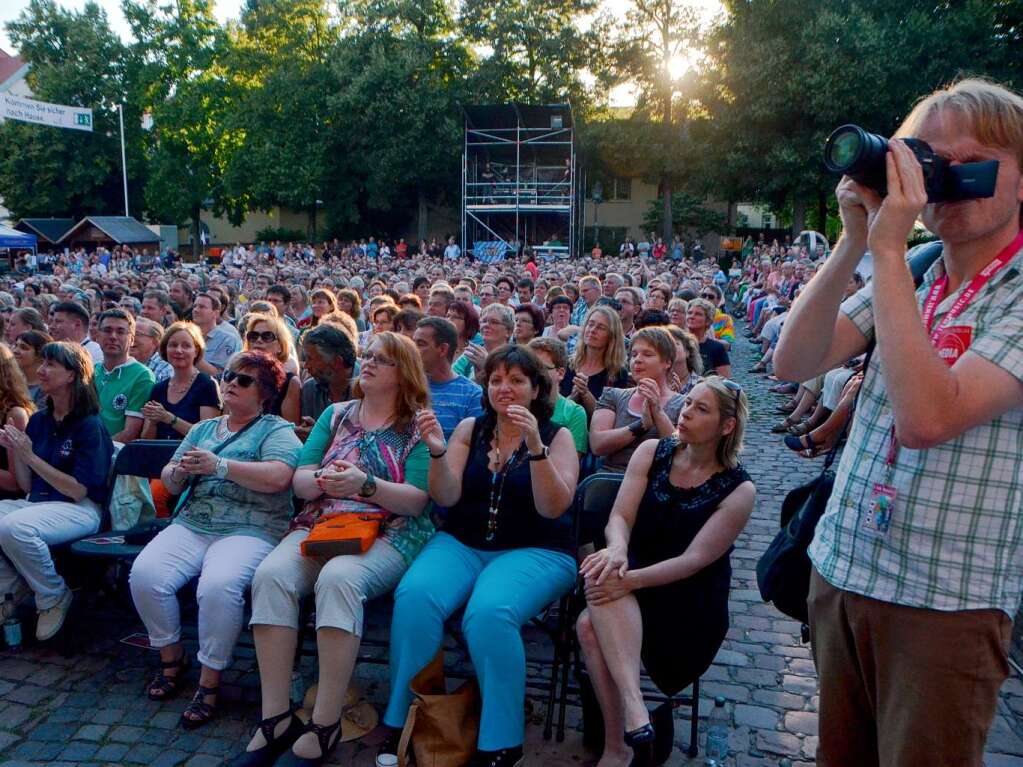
{"left": 429, "top": 448, "right": 447, "bottom": 459}
{"left": 170, "top": 415, "right": 178, "bottom": 427}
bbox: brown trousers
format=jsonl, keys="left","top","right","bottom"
{"left": 808, "top": 569, "right": 1011, "bottom": 767}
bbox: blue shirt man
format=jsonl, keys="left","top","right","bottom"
{"left": 413, "top": 317, "right": 483, "bottom": 438}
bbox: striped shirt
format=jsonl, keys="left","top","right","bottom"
{"left": 809, "top": 241, "right": 1023, "bottom": 616}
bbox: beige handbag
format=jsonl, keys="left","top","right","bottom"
{"left": 397, "top": 651, "right": 481, "bottom": 767}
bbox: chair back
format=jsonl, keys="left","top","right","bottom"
{"left": 113, "top": 440, "right": 181, "bottom": 480}
{"left": 573, "top": 472, "right": 624, "bottom": 553}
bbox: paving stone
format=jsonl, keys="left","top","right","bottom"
{"left": 0, "top": 704, "right": 31, "bottom": 729}
{"left": 108, "top": 724, "right": 147, "bottom": 744}
{"left": 59, "top": 740, "right": 100, "bottom": 760}
{"left": 90, "top": 708, "right": 125, "bottom": 725}
{"left": 123, "top": 743, "right": 166, "bottom": 763}
{"left": 150, "top": 710, "right": 182, "bottom": 729}
{"left": 96, "top": 742, "right": 132, "bottom": 761}
{"left": 151, "top": 749, "right": 191, "bottom": 767}
{"left": 10, "top": 740, "right": 63, "bottom": 761}
{"left": 752, "top": 689, "right": 807, "bottom": 709}
{"left": 784, "top": 710, "right": 818, "bottom": 736}
{"left": 72, "top": 723, "right": 108, "bottom": 742}
{"left": 0, "top": 732, "right": 20, "bottom": 751}
{"left": 25, "top": 721, "right": 69, "bottom": 742}
{"left": 5, "top": 685, "right": 51, "bottom": 706}
{"left": 734, "top": 704, "right": 780, "bottom": 729}
{"left": 755, "top": 729, "right": 803, "bottom": 757}
{"left": 185, "top": 756, "right": 227, "bottom": 767}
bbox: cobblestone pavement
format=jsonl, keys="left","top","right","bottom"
{"left": 2, "top": 319, "right": 1023, "bottom": 766}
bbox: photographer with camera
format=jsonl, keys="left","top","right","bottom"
{"left": 775, "top": 79, "right": 1023, "bottom": 767}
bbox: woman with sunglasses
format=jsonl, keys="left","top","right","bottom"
{"left": 131, "top": 351, "right": 302, "bottom": 730}
{"left": 141, "top": 322, "right": 222, "bottom": 440}
{"left": 237, "top": 333, "right": 431, "bottom": 766}
{"left": 0, "top": 342, "right": 113, "bottom": 642}
{"left": 242, "top": 313, "right": 301, "bottom": 425}
{"left": 577, "top": 377, "right": 754, "bottom": 767}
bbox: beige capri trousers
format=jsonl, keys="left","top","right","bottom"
{"left": 249, "top": 529, "right": 407, "bottom": 635}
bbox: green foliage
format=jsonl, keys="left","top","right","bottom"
{"left": 255, "top": 226, "right": 306, "bottom": 242}
{"left": 642, "top": 192, "right": 726, "bottom": 237}
{"left": 0, "top": 0, "right": 141, "bottom": 219}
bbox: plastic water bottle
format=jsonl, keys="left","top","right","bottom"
{"left": 289, "top": 670, "right": 304, "bottom": 707}
{"left": 704, "top": 696, "right": 728, "bottom": 766}
{"left": 3, "top": 593, "right": 22, "bottom": 653}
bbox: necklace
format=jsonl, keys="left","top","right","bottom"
{"left": 169, "top": 369, "right": 198, "bottom": 395}
{"left": 485, "top": 423, "right": 526, "bottom": 543}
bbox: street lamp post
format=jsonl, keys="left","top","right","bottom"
{"left": 592, "top": 181, "right": 603, "bottom": 254}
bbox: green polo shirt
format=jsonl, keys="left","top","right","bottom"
{"left": 94, "top": 358, "right": 155, "bottom": 438}
{"left": 553, "top": 395, "right": 588, "bottom": 454}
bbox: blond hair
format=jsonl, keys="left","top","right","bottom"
{"left": 571, "top": 304, "right": 627, "bottom": 374}
{"left": 351, "top": 331, "right": 429, "bottom": 431}
{"left": 241, "top": 312, "right": 295, "bottom": 364}
{"left": 897, "top": 78, "right": 1023, "bottom": 169}
{"left": 698, "top": 376, "right": 748, "bottom": 470}
{"left": 666, "top": 325, "right": 704, "bottom": 376}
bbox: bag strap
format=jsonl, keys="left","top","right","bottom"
{"left": 173, "top": 414, "right": 266, "bottom": 514}
{"left": 820, "top": 242, "right": 941, "bottom": 473}
{"left": 397, "top": 700, "right": 419, "bottom": 767}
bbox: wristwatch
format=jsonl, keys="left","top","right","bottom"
{"left": 628, "top": 419, "right": 646, "bottom": 438}
{"left": 214, "top": 457, "right": 229, "bottom": 479}
{"left": 527, "top": 445, "right": 550, "bottom": 462}
{"left": 358, "top": 471, "right": 378, "bottom": 498}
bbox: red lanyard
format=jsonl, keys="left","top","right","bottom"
{"left": 883, "top": 231, "right": 1023, "bottom": 467}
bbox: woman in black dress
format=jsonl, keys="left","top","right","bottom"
{"left": 576, "top": 377, "right": 755, "bottom": 767}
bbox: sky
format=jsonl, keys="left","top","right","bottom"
{"left": 0, "top": 0, "right": 725, "bottom": 106}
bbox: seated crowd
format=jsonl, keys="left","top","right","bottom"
{"left": 0, "top": 246, "right": 758, "bottom": 767}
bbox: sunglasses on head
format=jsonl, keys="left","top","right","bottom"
{"left": 246, "top": 330, "right": 278, "bottom": 344}
{"left": 223, "top": 370, "right": 257, "bottom": 387}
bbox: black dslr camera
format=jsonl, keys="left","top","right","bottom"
{"left": 823, "top": 124, "right": 999, "bottom": 203}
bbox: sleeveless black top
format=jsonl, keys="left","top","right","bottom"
{"left": 444, "top": 417, "right": 574, "bottom": 555}
{"left": 269, "top": 372, "right": 296, "bottom": 417}
{"left": 629, "top": 435, "right": 751, "bottom": 695}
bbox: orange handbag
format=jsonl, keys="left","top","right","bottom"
{"left": 300, "top": 513, "right": 386, "bottom": 558}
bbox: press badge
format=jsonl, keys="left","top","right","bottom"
{"left": 862, "top": 483, "right": 896, "bottom": 538}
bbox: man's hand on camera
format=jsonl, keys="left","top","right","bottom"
{"left": 868, "top": 141, "right": 929, "bottom": 259}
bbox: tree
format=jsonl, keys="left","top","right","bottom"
{"left": 222, "top": 0, "right": 336, "bottom": 239}
{"left": 125, "top": 0, "right": 245, "bottom": 256}
{"left": 703, "top": 0, "right": 1015, "bottom": 235}
{"left": 0, "top": 0, "right": 140, "bottom": 219}
{"left": 605, "top": 0, "right": 704, "bottom": 243}
{"left": 323, "top": 0, "right": 470, "bottom": 239}
{"left": 459, "top": 0, "right": 607, "bottom": 107}
{"left": 643, "top": 191, "right": 726, "bottom": 237}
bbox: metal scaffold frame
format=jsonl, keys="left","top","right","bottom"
{"left": 461, "top": 104, "right": 580, "bottom": 261}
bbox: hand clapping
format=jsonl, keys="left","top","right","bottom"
{"left": 415, "top": 409, "right": 446, "bottom": 455}
{"left": 316, "top": 459, "right": 368, "bottom": 498}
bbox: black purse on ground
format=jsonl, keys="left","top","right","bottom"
{"left": 755, "top": 242, "right": 944, "bottom": 624}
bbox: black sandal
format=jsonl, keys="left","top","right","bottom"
{"left": 227, "top": 707, "right": 305, "bottom": 767}
{"left": 624, "top": 722, "right": 655, "bottom": 767}
{"left": 276, "top": 718, "right": 344, "bottom": 766}
{"left": 147, "top": 651, "right": 190, "bottom": 701}
{"left": 180, "top": 684, "right": 219, "bottom": 730}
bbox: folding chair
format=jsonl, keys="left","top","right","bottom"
{"left": 544, "top": 472, "right": 623, "bottom": 741}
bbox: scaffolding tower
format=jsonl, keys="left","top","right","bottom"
{"left": 461, "top": 104, "right": 580, "bottom": 261}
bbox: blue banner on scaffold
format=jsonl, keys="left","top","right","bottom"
{"left": 474, "top": 241, "right": 508, "bottom": 263}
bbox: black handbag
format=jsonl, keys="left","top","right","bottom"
{"left": 756, "top": 444, "right": 841, "bottom": 623}
{"left": 755, "top": 241, "right": 944, "bottom": 624}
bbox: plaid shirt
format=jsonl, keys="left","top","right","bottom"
{"left": 809, "top": 242, "right": 1023, "bottom": 616}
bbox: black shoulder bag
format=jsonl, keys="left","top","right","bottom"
{"left": 755, "top": 241, "right": 944, "bottom": 624}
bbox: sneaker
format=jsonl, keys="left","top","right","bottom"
{"left": 0, "top": 582, "right": 31, "bottom": 621}
{"left": 36, "top": 587, "right": 72, "bottom": 641}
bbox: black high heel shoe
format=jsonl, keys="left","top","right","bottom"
{"left": 276, "top": 718, "right": 344, "bottom": 767}
{"left": 227, "top": 708, "right": 304, "bottom": 767}
{"left": 624, "top": 722, "right": 656, "bottom": 767}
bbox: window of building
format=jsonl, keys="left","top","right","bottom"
{"left": 589, "top": 176, "right": 632, "bottom": 202}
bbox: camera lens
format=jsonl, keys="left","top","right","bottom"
{"left": 826, "top": 129, "right": 862, "bottom": 170}
{"left": 823, "top": 124, "right": 890, "bottom": 193}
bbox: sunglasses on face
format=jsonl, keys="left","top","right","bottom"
{"left": 701, "top": 293, "right": 717, "bottom": 300}
{"left": 246, "top": 330, "right": 278, "bottom": 344}
{"left": 223, "top": 369, "right": 257, "bottom": 387}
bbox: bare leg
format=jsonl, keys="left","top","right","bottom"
{"left": 585, "top": 593, "right": 648, "bottom": 732}
{"left": 577, "top": 610, "right": 631, "bottom": 767}
{"left": 291, "top": 627, "right": 360, "bottom": 759}
{"left": 246, "top": 625, "right": 298, "bottom": 751}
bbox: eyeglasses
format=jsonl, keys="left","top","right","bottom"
{"left": 223, "top": 369, "right": 257, "bottom": 387}
{"left": 246, "top": 330, "right": 278, "bottom": 344}
{"left": 362, "top": 352, "right": 396, "bottom": 367}
{"left": 700, "top": 293, "right": 717, "bottom": 300}
{"left": 722, "top": 378, "right": 742, "bottom": 403}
